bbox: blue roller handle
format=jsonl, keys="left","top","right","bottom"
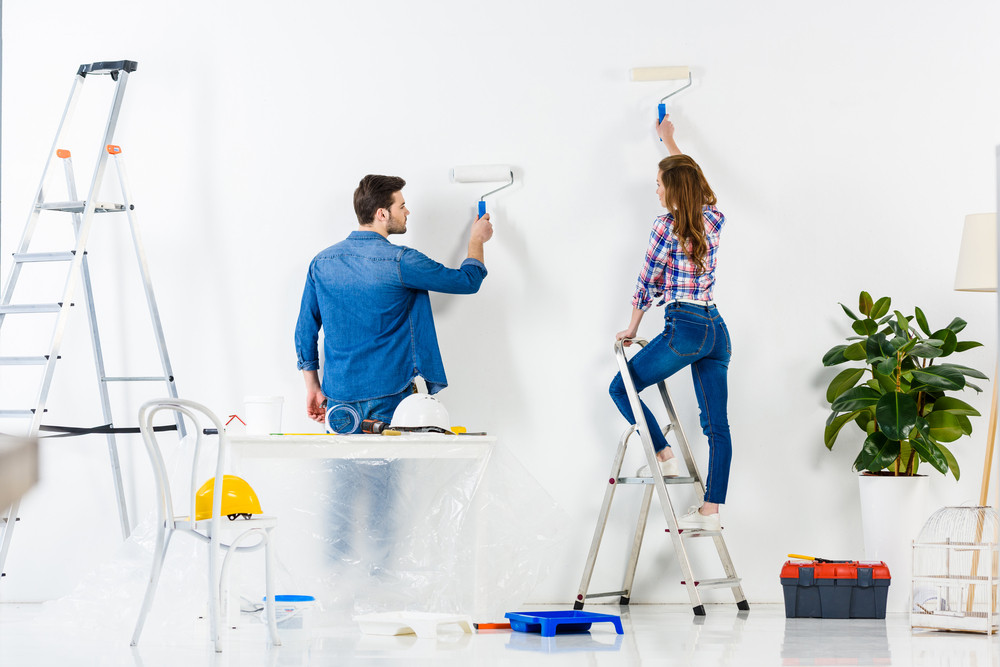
{"left": 658, "top": 103, "right": 666, "bottom": 123}
{"left": 478, "top": 200, "right": 487, "bottom": 217}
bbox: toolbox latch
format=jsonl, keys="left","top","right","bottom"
{"left": 797, "top": 567, "right": 815, "bottom": 586}
{"left": 857, "top": 567, "right": 872, "bottom": 587}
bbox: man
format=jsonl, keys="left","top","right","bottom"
{"left": 295, "top": 173, "right": 493, "bottom": 430}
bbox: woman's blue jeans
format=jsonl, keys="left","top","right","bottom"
{"left": 609, "top": 302, "right": 733, "bottom": 504}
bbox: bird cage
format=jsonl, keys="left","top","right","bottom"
{"left": 911, "top": 506, "right": 999, "bottom": 634}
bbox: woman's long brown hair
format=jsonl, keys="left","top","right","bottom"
{"left": 657, "top": 154, "right": 716, "bottom": 274}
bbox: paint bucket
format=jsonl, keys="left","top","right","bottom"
{"left": 244, "top": 396, "right": 284, "bottom": 435}
{"left": 264, "top": 594, "right": 316, "bottom": 631}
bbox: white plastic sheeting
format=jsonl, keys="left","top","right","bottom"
{"left": 39, "top": 434, "right": 567, "bottom": 636}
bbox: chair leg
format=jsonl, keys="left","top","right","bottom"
{"left": 209, "top": 539, "right": 221, "bottom": 653}
{"left": 130, "top": 529, "right": 174, "bottom": 647}
{"left": 264, "top": 528, "right": 281, "bottom": 646}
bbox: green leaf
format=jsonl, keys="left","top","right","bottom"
{"left": 929, "top": 329, "right": 958, "bottom": 356}
{"left": 854, "top": 432, "right": 900, "bottom": 472}
{"left": 831, "top": 386, "right": 882, "bottom": 412}
{"left": 859, "top": 292, "right": 874, "bottom": 316}
{"left": 893, "top": 311, "right": 910, "bottom": 332}
{"left": 871, "top": 370, "right": 897, "bottom": 393}
{"left": 826, "top": 368, "right": 866, "bottom": 403}
{"left": 910, "top": 366, "right": 965, "bottom": 391}
{"left": 876, "top": 357, "right": 897, "bottom": 377}
{"left": 911, "top": 433, "right": 949, "bottom": 475}
{"left": 967, "top": 382, "right": 984, "bottom": 393}
{"left": 955, "top": 341, "right": 984, "bottom": 352}
{"left": 865, "top": 334, "right": 894, "bottom": 362}
{"left": 839, "top": 303, "right": 860, "bottom": 321}
{"left": 870, "top": 297, "right": 891, "bottom": 320}
{"left": 944, "top": 364, "right": 990, "bottom": 380}
{"left": 852, "top": 318, "right": 878, "bottom": 336}
{"left": 925, "top": 411, "right": 964, "bottom": 442}
{"left": 930, "top": 397, "right": 981, "bottom": 416}
{"left": 844, "top": 342, "right": 867, "bottom": 361}
{"left": 914, "top": 307, "right": 931, "bottom": 336}
{"left": 876, "top": 392, "right": 919, "bottom": 441}
{"left": 939, "top": 442, "right": 960, "bottom": 480}
{"left": 947, "top": 317, "right": 968, "bottom": 334}
{"left": 825, "top": 411, "right": 861, "bottom": 449}
{"left": 910, "top": 343, "right": 945, "bottom": 359}
{"left": 957, "top": 414, "right": 973, "bottom": 435}
{"left": 823, "top": 345, "right": 849, "bottom": 366}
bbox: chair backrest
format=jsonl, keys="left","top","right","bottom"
{"left": 138, "top": 398, "right": 229, "bottom": 532}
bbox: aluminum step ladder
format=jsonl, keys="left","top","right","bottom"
{"left": 574, "top": 338, "right": 749, "bottom": 615}
{"left": 0, "top": 60, "right": 184, "bottom": 580}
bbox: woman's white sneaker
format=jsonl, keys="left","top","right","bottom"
{"left": 676, "top": 506, "right": 721, "bottom": 531}
{"left": 635, "top": 456, "right": 680, "bottom": 478}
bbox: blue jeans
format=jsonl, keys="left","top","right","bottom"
{"left": 324, "top": 386, "right": 414, "bottom": 568}
{"left": 609, "top": 302, "right": 733, "bottom": 504}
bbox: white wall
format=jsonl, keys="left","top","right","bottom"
{"left": 2, "top": 0, "right": 999, "bottom": 604}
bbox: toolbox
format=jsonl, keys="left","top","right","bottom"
{"left": 780, "top": 560, "right": 890, "bottom": 619}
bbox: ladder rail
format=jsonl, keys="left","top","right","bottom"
{"left": 63, "top": 154, "right": 131, "bottom": 540}
{"left": 574, "top": 426, "right": 631, "bottom": 608}
{"left": 613, "top": 338, "right": 703, "bottom": 609}
{"left": 110, "top": 152, "right": 186, "bottom": 439}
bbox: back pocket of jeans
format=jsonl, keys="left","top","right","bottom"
{"left": 667, "top": 318, "right": 709, "bottom": 356}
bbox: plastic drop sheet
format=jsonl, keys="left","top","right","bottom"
{"left": 38, "top": 434, "right": 568, "bottom": 635}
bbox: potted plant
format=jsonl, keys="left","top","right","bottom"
{"left": 823, "top": 291, "right": 986, "bottom": 477}
{"left": 822, "top": 291, "right": 988, "bottom": 612}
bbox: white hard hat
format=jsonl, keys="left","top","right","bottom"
{"left": 391, "top": 393, "right": 450, "bottom": 429}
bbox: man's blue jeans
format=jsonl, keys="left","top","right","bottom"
{"left": 324, "top": 386, "right": 414, "bottom": 570}
{"left": 609, "top": 302, "right": 733, "bottom": 504}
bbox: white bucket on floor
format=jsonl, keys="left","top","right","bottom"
{"left": 244, "top": 396, "right": 283, "bottom": 435}
{"left": 265, "top": 594, "right": 316, "bottom": 630}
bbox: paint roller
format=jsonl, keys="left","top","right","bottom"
{"left": 630, "top": 66, "right": 693, "bottom": 128}
{"left": 450, "top": 165, "right": 514, "bottom": 217}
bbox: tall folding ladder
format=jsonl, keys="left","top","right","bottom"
{"left": 574, "top": 339, "right": 749, "bottom": 615}
{"left": 0, "top": 60, "right": 184, "bottom": 580}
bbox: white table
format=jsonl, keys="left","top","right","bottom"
{"left": 228, "top": 432, "right": 496, "bottom": 460}
{"left": 225, "top": 433, "right": 500, "bottom": 620}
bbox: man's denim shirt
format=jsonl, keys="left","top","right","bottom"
{"left": 295, "top": 231, "right": 487, "bottom": 402}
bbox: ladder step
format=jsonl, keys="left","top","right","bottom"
{"left": 102, "top": 376, "right": 171, "bottom": 383}
{"left": 616, "top": 475, "right": 696, "bottom": 485}
{"left": 666, "top": 527, "right": 724, "bottom": 537}
{"left": 680, "top": 577, "right": 742, "bottom": 590}
{"left": 12, "top": 251, "right": 77, "bottom": 263}
{"left": 0, "top": 303, "right": 68, "bottom": 314}
{"left": 0, "top": 410, "right": 38, "bottom": 418}
{"left": 37, "top": 201, "right": 126, "bottom": 213}
{"left": 0, "top": 356, "right": 54, "bottom": 366}
{"left": 583, "top": 590, "right": 628, "bottom": 600}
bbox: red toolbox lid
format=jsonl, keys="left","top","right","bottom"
{"left": 781, "top": 560, "right": 890, "bottom": 580}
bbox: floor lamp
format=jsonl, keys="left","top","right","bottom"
{"left": 955, "top": 212, "right": 999, "bottom": 615}
{"left": 954, "top": 212, "right": 998, "bottom": 508}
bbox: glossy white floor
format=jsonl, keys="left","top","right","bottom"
{"left": 1, "top": 601, "right": 997, "bottom": 666}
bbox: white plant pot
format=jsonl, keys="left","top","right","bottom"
{"left": 857, "top": 473, "right": 931, "bottom": 613}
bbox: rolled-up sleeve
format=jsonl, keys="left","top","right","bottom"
{"left": 294, "top": 264, "right": 322, "bottom": 371}
{"left": 398, "top": 248, "right": 487, "bottom": 294}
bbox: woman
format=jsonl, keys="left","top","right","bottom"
{"left": 609, "top": 115, "right": 732, "bottom": 531}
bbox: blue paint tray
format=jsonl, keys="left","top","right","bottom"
{"left": 504, "top": 611, "right": 624, "bottom": 637}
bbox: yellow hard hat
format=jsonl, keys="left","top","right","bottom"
{"left": 195, "top": 475, "right": 262, "bottom": 521}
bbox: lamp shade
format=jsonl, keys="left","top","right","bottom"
{"left": 955, "top": 213, "right": 998, "bottom": 292}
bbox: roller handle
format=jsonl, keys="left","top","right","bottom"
{"left": 657, "top": 104, "right": 667, "bottom": 142}
{"left": 478, "top": 200, "right": 487, "bottom": 217}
